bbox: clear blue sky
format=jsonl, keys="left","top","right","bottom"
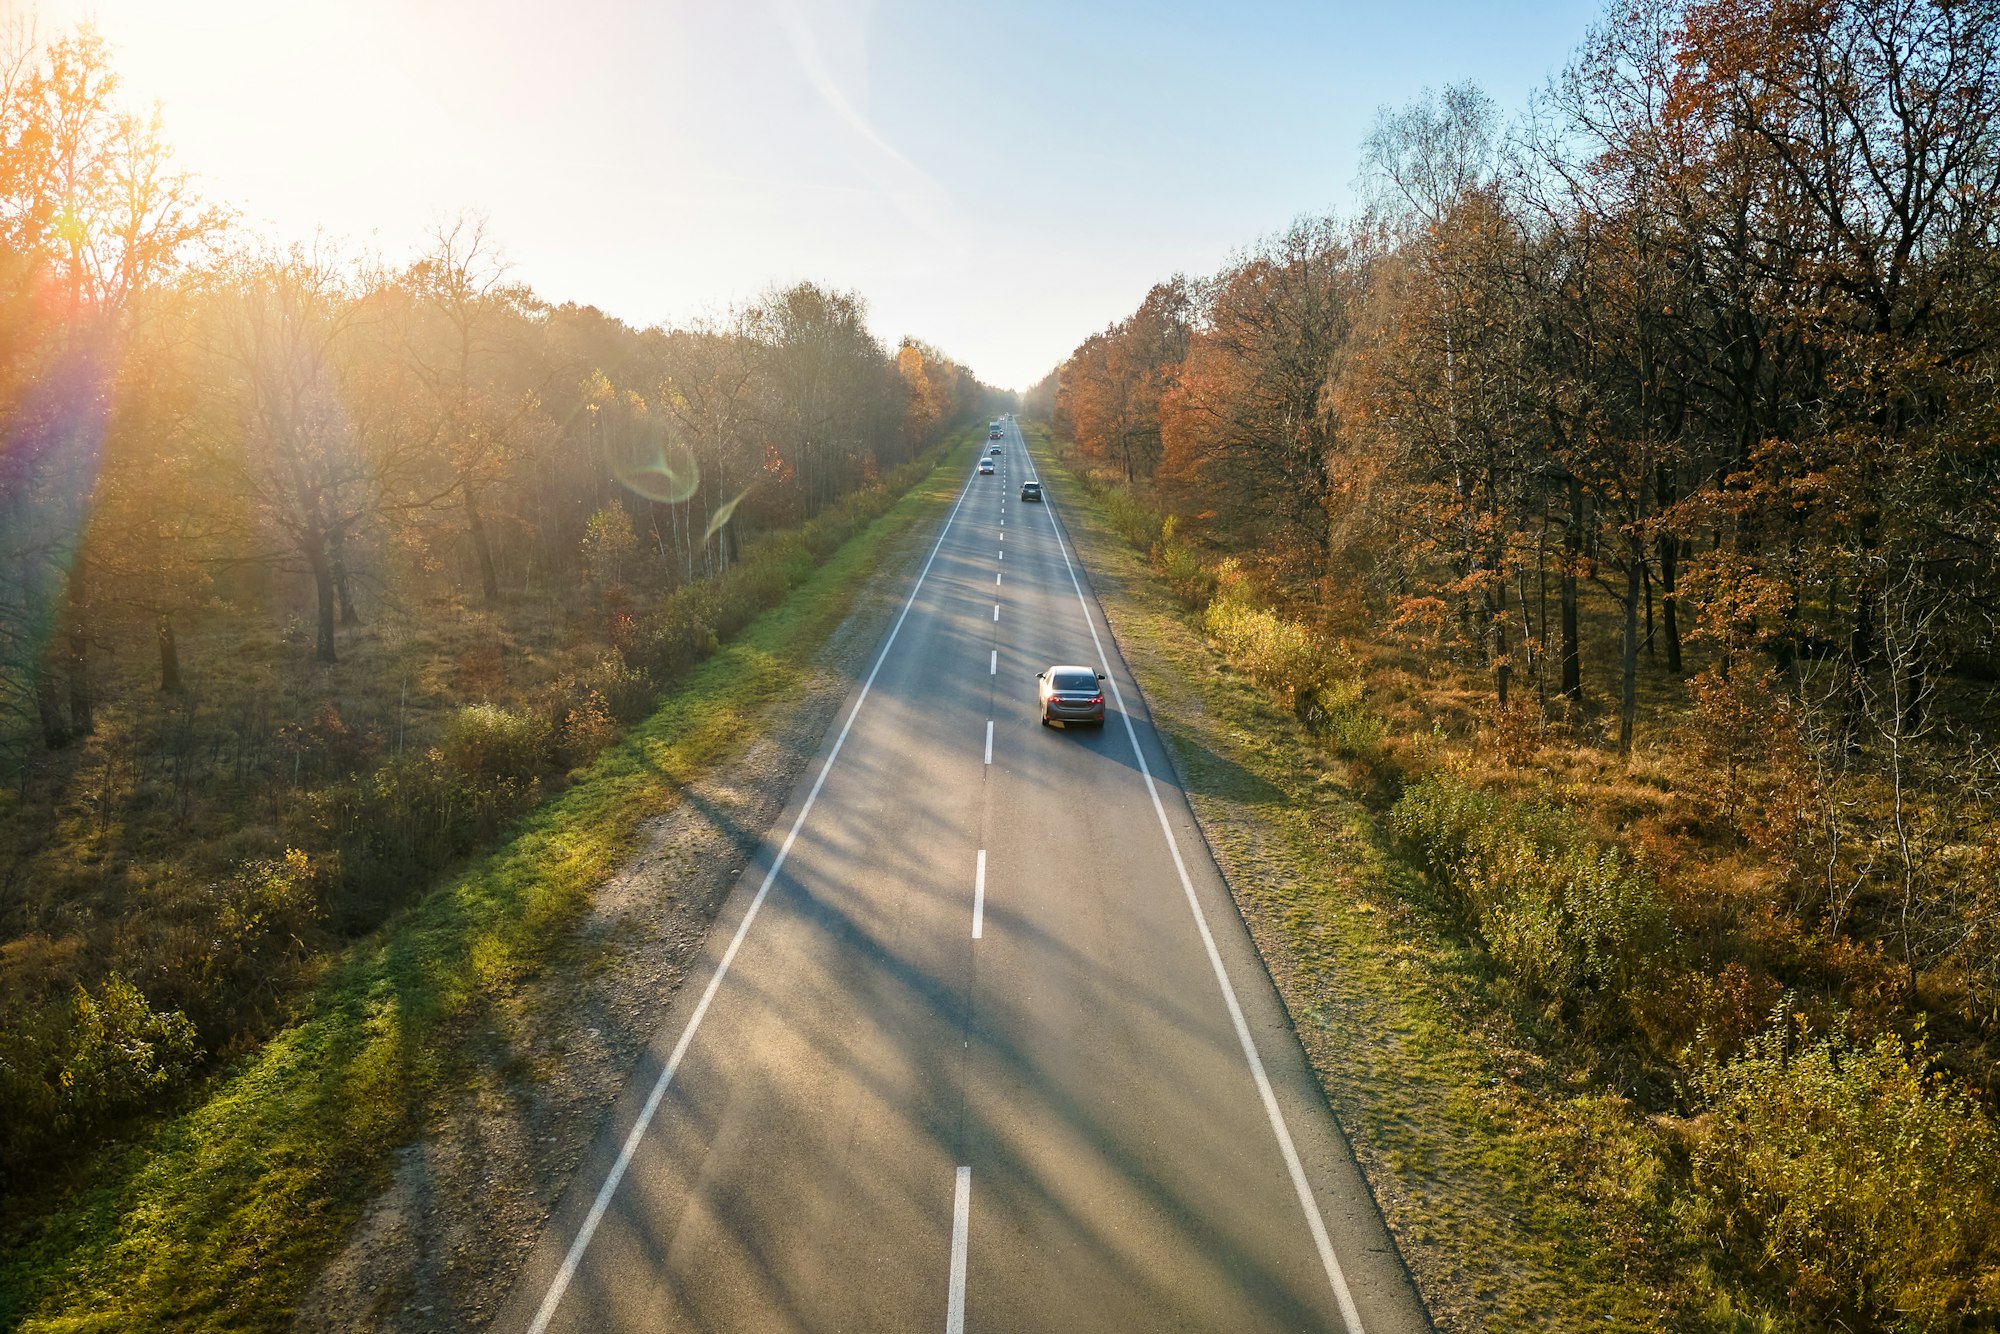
{"left": 36, "top": 0, "right": 1604, "bottom": 387}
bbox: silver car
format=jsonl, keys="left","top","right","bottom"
{"left": 1037, "top": 665, "right": 1106, "bottom": 726}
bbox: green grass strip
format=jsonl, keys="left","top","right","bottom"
{"left": 1, "top": 432, "right": 978, "bottom": 1333}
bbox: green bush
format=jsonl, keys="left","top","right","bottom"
{"left": 1298, "top": 673, "right": 1385, "bottom": 758}
{"left": 1689, "top": 1014, "right": 2000, "bottom": 1329}
{"left": 1388, "top": 768, "right": 1501, "bottom": 890}
{"left": 1203, "top": 595, "right": 1345, "bottom": 709}
{"left": 435, "top": 703, "right": 553, "bottom": 784}
{"left": 1154, "top": 518, "right": 1215, "bottom": 610}
{"left": 0, "top": 974, "right": 201, "bottom": 1189}
{"left": 1100, "top": 486, "right": 1165, "bottom": 550}
{"left": 1390, "top": 773, "right": 1670, "bottom": 1013}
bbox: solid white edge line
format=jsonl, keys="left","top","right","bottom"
{"left": 1033, "top": 465, "right": 1368, "bottom": 1334}
{"left": 525, "top": 460, "right": 982, "bottom": 1334}
{"left": 946, "top": 1165, "right": 972, "bottom": 1333}
{"left": 983, "top": 719, "right": 993, "bottom": 766}
{"left": 972, "top": 849, "right": 986, "bottom": 939}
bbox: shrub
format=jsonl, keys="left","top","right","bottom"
{"left": 1154, "top": 518, "right": 1215, "bottom": 610}
{"left": 0, "top": 973, "right": 201, "bottom": 1189}
{"left": 275, "top": 703, "right": 378, "bottom": 783}
{"left": 1203, "top": 596, "right": 1344, "bottom": 708}
{"left": 1389, "top": 769, "right": 1500, "bottom": 892}
{"left": 1100, "top": 487, "right": 1164, "bottom": 550}
{"left": 435, "top": 703, "right": 553, "bottom": 784}
{"left": 1390, "top": 772, "right": 1671, "bottom": 1014}
{"left": 575, "top": 652, "right": 656, "bottom": 724}
{"left": 1688, "top": 1014, "right": 2000, "bottom": 1329}
{"left": 306, "top": 756, "right": 538, "bottom": 932}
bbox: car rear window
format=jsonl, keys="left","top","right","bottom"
{"left": 1022, "top": 483, "right": 1040, "bottom": 493}
{"left": 1052, "top": 672, "right": 1097, "bottom": 692}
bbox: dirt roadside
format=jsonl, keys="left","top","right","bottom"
{"left": 295, "top": 509, "right": 940, "bottom": 1333}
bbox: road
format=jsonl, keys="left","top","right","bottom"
{"left": 496, "top": 421, "right": 1432, "bottom": 1333}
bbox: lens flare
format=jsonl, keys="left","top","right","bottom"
{"left": 703, "top": 484, "right": 756, "bottom": 544}
{"left": 612, "top": 434, "right": 700, "bottom": 504}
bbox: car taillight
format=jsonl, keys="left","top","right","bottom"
{"left": 1089, "top": 696, "right": 1103, "bottom": 706}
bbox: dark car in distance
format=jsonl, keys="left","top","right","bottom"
{"left": 1038, "top": 665, "right": 1106, "bottom": 726}
{"left": 1020, "top": 481, "right": 1042, "bottom": 502}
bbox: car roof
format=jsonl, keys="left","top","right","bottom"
{"left": 1046, "top": 663, "right": 1096, "bottom": 676}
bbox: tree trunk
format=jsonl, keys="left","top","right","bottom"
{"left": 1620, "top": 539, "right": 1641, "bottom": 755}
{"left": 65, "top": 549, "right": 93, "bottom": 736}
{"left": 309, "top": 538, "right": 339, "bottom": 664}
{"left": 36, "top": 658, "right": 71, "bottom": 749}
{"left": 466, "top": 484, "right": 500, "bottom": 605}
{"left": 66, "top": 621, "right": 92, "bottom": 737}
{"left": 1900, "top": 646, "right": 1924, "bottom": 735}
{"left": 1642, "top": 559, "right": 1655, "bottom": 658}
{"left": 331, "top": 530, "right": 360, "bottom": 627}
{"left": 1561, "top": 476, "right": 1583, "bottom": 700}
{"left": 1659, "top": 531, "right": 1683, "bottom": 675}
{"left": 158, "top": 614, "right": 181, "bottom": 693}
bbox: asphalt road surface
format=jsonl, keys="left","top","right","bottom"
{"left": 496, "top": 421, "right": 1432, "bottom": 1333}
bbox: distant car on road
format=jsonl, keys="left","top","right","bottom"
{"left": 1038, "top": 665, "right": 1106, "bottom": 726}
{"left": 989, "top": 446, "right": 1002, "bottom": 455}
{"left": 1020, "top": 481, "right": 1042, "bottom": 501}
{"left": 989, "top": 431, "right": 1002, "bottom": 440}
{"left": 978, "top": 459, "right": 995, "bottom": 475}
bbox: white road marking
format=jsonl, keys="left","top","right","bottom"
{"left": 972, "top": 849, "right": 986, "bottom": 939}
{"left": 946, "top": 1166, "right": 972, "bottom": 1333}
{"left": 989, "top": 649, "right": 997, "bottom": 675}
{"left": 983, "top": 720, "right": 993, "bottom": 765}
{"left": 993, "top": 604, "right": 999, "bottom": 621}
{"left": 995, "top": 571, "right": 1002, "bottom": 586}
{"left": 1033, "top": 464, "right": 1369, "bottom": 1334}
{"left": 524, "top": 463, "right": 983, "bottom": 1334}
{"left": 998, "top": 550, "right": 1003, "bottom": 560}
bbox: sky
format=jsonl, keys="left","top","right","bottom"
{"left": 20, "top": 0, "right": 1605, "bottom": 389}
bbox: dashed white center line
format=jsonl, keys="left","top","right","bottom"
{"left": 983, "top": 720, "right": 993, "bottom": 765}
{"left": 997, "top": 550, "right": 1003, "bottom": 560}
{"left": 972, "top": 849, "right": 986, "bottom": 939}
{"left": 946, "top": 1166, "right": 972, "bottom": 1333}
{"left": 989, "top": 649, "right": 997, "bottom": 675}
{"left": 993, "top": 604, "right": 999, "bottom": 621}
{"left": 995, "top": 571, "right": 1002, "bottom": 586}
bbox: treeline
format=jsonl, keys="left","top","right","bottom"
{"left": 0, "top": 28, "right": 1000, "bottom": 1192}
{"left": 1039, "top": 0, "right": 2000, "bottom": 1016}
{"left": 1034, "top": 0, "right": 2000, "bottom": 1324}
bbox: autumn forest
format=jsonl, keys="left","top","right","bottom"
{"left": 1033, "top": 0, "right": 2000, "bottom": 1324}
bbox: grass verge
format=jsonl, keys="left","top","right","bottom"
{"left": 1037, "top": 431, "right": 1679, "bottom": 1332}
{"left": 0, "top": 432, "right": 978, "bottom": 1333}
